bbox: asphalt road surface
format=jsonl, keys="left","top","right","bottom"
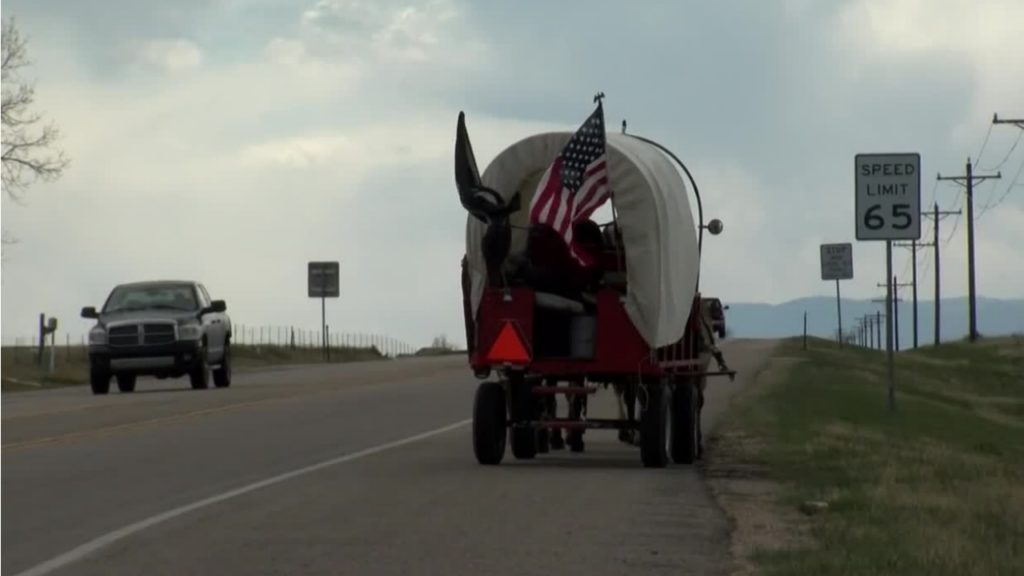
{"left": 3, "top": 339, "right": 777, "bottom": 576}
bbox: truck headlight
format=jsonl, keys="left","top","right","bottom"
{"left": 178, "top": 324, "right": 202, "bottom": 341}
{"left": 89, "top": 326, "right": 107, "bottom": 345}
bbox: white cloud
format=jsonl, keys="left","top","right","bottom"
{"left": 299, "top": 0, "right": 479, "bottom": 66}
{"left": 139, "top": 39, "right": 204, "bottom": 72}
{"left": 371, "top": 2, "right": 457, "bottom": 63}
{"left": 264, "top": 37, "right": 308, "bottom": 66}
{"left": 838, "top": 0, "right": 1024, "bottom": 127}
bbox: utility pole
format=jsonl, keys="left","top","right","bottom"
{"left": 868, "top": 315, "right": 875, "bottom": 349}
{"left": 876, "top": 310, "right": 882, "bottom": 351}
{"left": 993, "top": 113, "right": 1024, "bottom": 130}
{"left": 922, "top": 204, "right": 962, "bottom": 346}
{"left": 873, "top": 289, "right": 905, "bottom": 351}
{"left": 938, "top": 160, "right": 1001, "bottom": 342}
{"left": 863, "top": 315, "right": 872, "bottom": 348}
{"left": 894, "top": 239, "right": 935, "bottom": 349}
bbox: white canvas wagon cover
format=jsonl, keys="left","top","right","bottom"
{"left": 466, "top": 132, "right": 700, "bottom": 348}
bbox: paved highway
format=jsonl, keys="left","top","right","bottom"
{"left": 2, "top": 339, "right": 777, "bottom": 576}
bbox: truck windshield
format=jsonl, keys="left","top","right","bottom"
{"left": 103, "top": 284, "right": 199, "bottom": 313}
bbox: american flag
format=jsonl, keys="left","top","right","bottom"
{"left": 528, "top": 101, "right": 610, "bottom": 256}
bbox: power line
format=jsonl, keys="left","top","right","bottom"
{"left": 974, "top": 177, "right": 1002, "bottom": 220}
{"left": 943, "top": 193, "right": 963, "bottom": 248}
{"left": 977, "top": 154, "right": 1024, "bottom": 220}
{"left": 974, "top": 122, "right": 994, "bottom": 168}
{"left": 975, "top": 113, "right": 1024, "bottom": 220}
{"left": 926, "top": 178, "right": 940, "bottom": 214}
{"left": 981, "top": 129, "right": 1022, "bottom": 172}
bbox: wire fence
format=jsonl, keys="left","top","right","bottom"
{"left": 231, "top": 325, "right": 417, "bottom": 358}
{"left": 2, "top": 326, "right": 420, "bottom": 369}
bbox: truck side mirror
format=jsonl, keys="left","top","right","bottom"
{"left": 203, "top": 300, "right": 226, "bottom": 315}
{"left": 81, "top": 307, "right": 98, "bottom": 319}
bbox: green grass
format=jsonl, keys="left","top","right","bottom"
{"left": 713, "top": 335, "right": 1024, "bottom": 576}
{"left": 0, "top": 344, "right": 386, "bottom": 392}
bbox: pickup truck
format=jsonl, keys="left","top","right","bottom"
{"left": 82, "top": 280, "right": 232, "bottom": 394}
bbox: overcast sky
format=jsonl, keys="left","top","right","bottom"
{"left": 2, "top": 0, "right": 1022, "bottom": 347}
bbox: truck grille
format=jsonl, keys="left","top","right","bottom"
{"left": 143, "top": 323, "right": 176, "bottom": 345}
{"left": 107, "top": 322, "right": 177, "bottom": 347}
{"left": 108, "top": 325, "right": 140, "bottom": 347}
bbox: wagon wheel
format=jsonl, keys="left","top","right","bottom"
{"left": 509, "top": 375, "right": 538, "bottom": 460}
{"left": 473, "top": 381, "right": 507, "bottom": 465}
{"left": 640, "top": 378, "right": 670, "bottom": 468}
{"left": 670, "top": 377, "right": 700, "bottom": 464}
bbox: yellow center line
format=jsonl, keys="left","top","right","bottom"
{"left": 1, "top": 394, "right": 306, "bottom": 453}
{"left": 2, "top": 363, "right": 469, "bottom": 453}
{"left": 3, "top": 402, "right": 121, "bottom": 422}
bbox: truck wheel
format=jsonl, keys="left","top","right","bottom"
{"left": 190, "top": 349, "right": 210, "bottom": 390}
{"left": 213, "top": 344, "right": 232, "bottom": 388}
{"left": 473, "top": 381, "right": 507, "bottom": 465}
{"left": 671, "top": 378, "right": 700, "bottom": 464}
{"left": 640, "top": 379, "right": 670, "bottom": 468}
{"left": 90, "top": 369, "right": 110, "bottom": 395}
{"left": 116, "top": 375, "right": 137, "bottom": 393}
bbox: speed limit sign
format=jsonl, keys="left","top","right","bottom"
{"left": 855, "top": 153, "right": 921, "bottom": 241}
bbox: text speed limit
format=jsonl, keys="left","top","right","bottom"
{"left": 855, "top": 153, "right": 921, "bottom": 241}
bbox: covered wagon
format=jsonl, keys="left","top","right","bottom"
{"left": 454, "top": 99, "right": 733, "bottom": 468}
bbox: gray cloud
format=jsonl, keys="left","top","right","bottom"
{"left": 2, "top": 0, "right": 1022, "bottom": 346}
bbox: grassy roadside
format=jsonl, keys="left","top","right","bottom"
{"left": 705, "top": 335, "right": 1024, "bottom": 576}
{"left": 0, "top": 344, "right": 387, "bottom": 392}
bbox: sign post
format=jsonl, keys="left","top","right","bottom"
{"left": 308, "top": 261, "right": 340, "bottom": 361}
{"left": 855, "top": 153, "right": 921, "bottom": 411}
{"left": 820, "top": 242, "right": 854, "bottom": 348}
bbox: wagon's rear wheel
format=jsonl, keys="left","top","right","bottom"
{"left": 509, "top": 376, "right": 538, "bottom": 460}
{"left": 536, "top": 428, "right": 550, "bottom": 454}
{"left": 640, "top": 379, "right": 670, "bottom": 468}
{"left": 671, "top": 377, "right": 700, "bottom": 464}
{"left": 511, "top": 426, "right": 538, "bottom": 459}
{"left": 473, "top": 381, "right": 507, "bottom": 465}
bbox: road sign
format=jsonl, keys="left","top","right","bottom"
{"left": 308, "top": 261, "right": 339, "bottom": 298}
{"left": 820, "top": 243, "right": 854, "bottom": 280}
{"left": 855, "top": 153, "right": 921, "bottom": 240}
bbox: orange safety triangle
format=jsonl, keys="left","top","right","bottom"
{"left": 486, "top": 322, "right": 530, "bottom": 363}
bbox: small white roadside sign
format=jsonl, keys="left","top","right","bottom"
{"left": 855, "top": 153, "right": 921, "bottom": 241}
{"left": 820, "top": 243, "right": 854, "bottom": 281}
{"left": 308, "top": 261, "right": 340, "bottom": 298}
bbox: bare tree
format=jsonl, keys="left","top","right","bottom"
{"left": 431, "top": 334, "right": 454, "bottom": 350}
{"left": 2, "top": 16, "right": 68, "bottom": 201}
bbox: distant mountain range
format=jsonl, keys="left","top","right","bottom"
{"left": 722, "top": 296, "right": 1024, "bottom": 345}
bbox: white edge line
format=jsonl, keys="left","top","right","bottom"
{"left": 14, "top": 419, "right": 472, "bottom": 576}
